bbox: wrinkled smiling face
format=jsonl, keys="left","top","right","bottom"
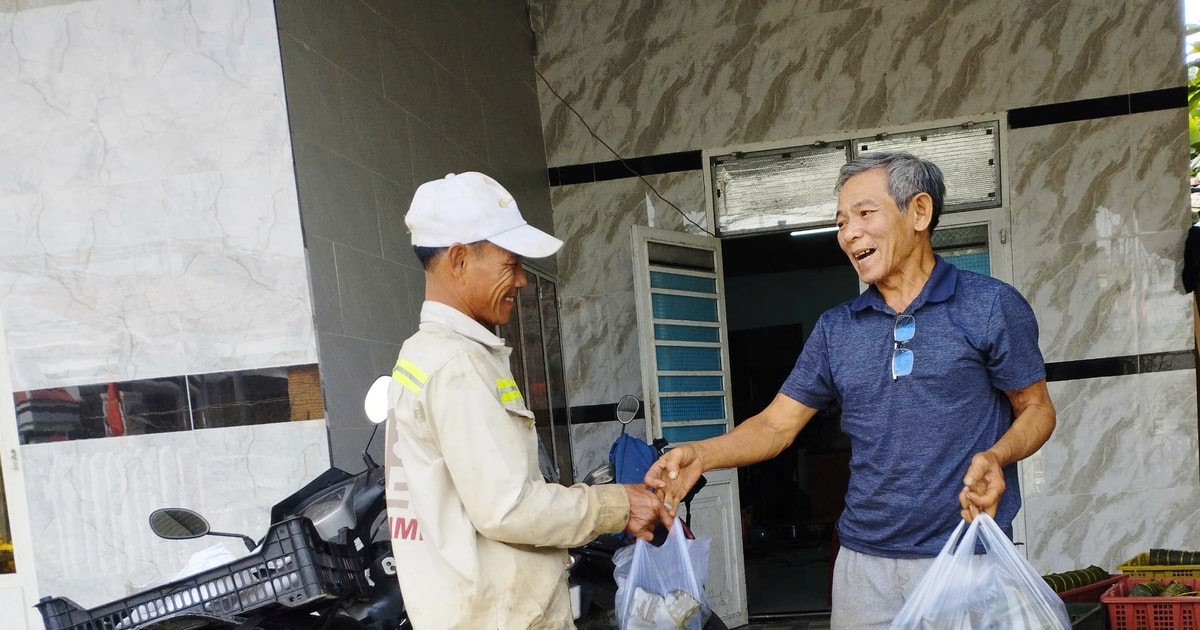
{"left": 835, "top": 168, "right": 923, "bottom": 286}
{"left": 461, "top": 241, "right": 527, "bottom": 327}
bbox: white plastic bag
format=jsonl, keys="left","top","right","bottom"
{"left": 891, "top": 513, "right": 1070, "bottom": 629}
{"left": 614, "top": 517, "right": 711, "bottom": 630}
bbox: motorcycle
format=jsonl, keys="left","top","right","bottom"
{"left": 35, "top": 377, "right": 407, "bottom": 630}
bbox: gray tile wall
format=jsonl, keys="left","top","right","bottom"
{"left": 275, "top": 0, "right": 555, "bottom": 470}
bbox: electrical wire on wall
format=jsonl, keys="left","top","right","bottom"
{"left": 531, "top": 66, "right": 714, "bottom": 237}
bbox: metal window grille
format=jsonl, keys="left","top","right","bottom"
{"left": 709, "top": 120, "right": 1002, "bottom": 236}
{"left": 853, "top": 121, "right": 1001, "bottom": 212}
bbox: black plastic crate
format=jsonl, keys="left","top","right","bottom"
{"left": 36, "top": 517, "right": 366, "bottom": 630}
{"left": 1067, "top": 602, "right": 1106, "bottom": 630}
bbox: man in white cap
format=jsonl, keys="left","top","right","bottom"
{"left": 384, "top": 172, "right": 671, "bottom": 629}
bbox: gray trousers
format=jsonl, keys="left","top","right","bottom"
{"left": 830, "top": 547, "right": 935, "bottom": 629}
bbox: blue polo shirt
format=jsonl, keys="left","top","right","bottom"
{"left": 780, "top": 256, "right": 1045, "bottom": 558}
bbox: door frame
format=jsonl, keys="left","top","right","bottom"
{"left": 631, "top": 224, "right": 748, "bottom": 626}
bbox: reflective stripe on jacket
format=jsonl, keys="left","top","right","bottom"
{"left": 385, "top": 301, "right": 629, "bottom": 629}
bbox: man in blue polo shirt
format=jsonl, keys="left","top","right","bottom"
{"left": 645, "top": 152, "right": 1056, "bottom": 628}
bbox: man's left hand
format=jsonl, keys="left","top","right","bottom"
{"left": 622, "top": 484, "right": 673, "bottom": 542}
{"left": 959, "top": 451, "right": 1004, "bottom": 522}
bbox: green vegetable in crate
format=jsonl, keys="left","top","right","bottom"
{"left": 1041, "top": 565, "right": 1109, "bottom": 593}
{"left": 1162, "top": 580, "right": 1196, "bottom": 597}
{"left": 1130, "top": 579, "right": 1168, "bottom": 597}
{"left": 1148, "top": 548, "right": 1200, "bottom": 565}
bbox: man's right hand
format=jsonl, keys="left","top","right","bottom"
{"left": 623, "top": 484, "right": 673, "bottom": 542}
{"left": 644, "top": 445, "right": 704, "bottom": 518}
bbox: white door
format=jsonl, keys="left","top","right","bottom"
{"left": 631, "top": 225, "right": 748, "bottom": 627}
{"left": 0, "top": 306, "right": 41, "bottom": 629}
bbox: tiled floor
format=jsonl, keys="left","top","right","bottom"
{"left": 579, "top": 605, "right": 832, "bottom": 629}
{"left": 577, "top": 534, "right": 834, "bottom": 629}
{"left": 738, "top": 617, "right": 831, "bottom": 629}
{"left": 735, "top": 535, "right": 833, "bottom": 629}
{"left": 578, "top": 611, "right": 831, "bottom": 629}
{"left": 744, "top": 541, "right": 832, "bottom": 614}
{"left": 720, "top": 535, "right": 835, "bottom": 628}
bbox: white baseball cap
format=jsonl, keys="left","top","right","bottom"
{"left": 405, "top": 172, "right": 563, "bottom": 259}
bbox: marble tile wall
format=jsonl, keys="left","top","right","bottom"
{"left": 1009, "top": 107, "right": 1198, "bottom": 571}
{"left": 1009, "top": 110, "right": 1194, "bottom": 363}
{"left": 533, "top": 0, "right": 1183, "bottom": 166}
{"left": 23, "top": 420, "right": 331, "bottom": 609}
{"left": 1024, "top": 370, "right": 1199, "bottom": 572}
{"left": 536, "top": 0, "right": 1195, "bottom": 573}
{"left": 551, "top": 171, "right": 707, "bottom": 406}
{"left": 0, "top": 0, "right": 316, "bottom": 391}
{"left": 0, "top": 0, "right": 329, "bottom": 612}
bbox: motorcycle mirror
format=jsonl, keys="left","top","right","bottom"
{"left": 582, "top": 461, "right": 615, "bottom": 485}
{"left": 149, "top": 508, "right": 211, "bottom": 539}
{"left": 364, "top": 375, "right": 390, "bottom": 425}
{"left": 615, "top": 394, "right": 639, "bottom": 425}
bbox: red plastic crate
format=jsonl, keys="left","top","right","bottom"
{"left": 1101, "top": 576, "right": 1200, "bottom": 630}
{"left": 1058, "top": 574, "right": 1122, "bottom": 603}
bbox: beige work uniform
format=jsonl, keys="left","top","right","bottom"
{"left": 385, "top": 301, "right": 630, "bottom": 629}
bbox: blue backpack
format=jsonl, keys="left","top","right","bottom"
{"left": 608, "top": 433, "right": 658, "bottom": 486}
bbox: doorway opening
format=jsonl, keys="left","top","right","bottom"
{"left": 723, "top": 228, "right": 858, "bottom": 617}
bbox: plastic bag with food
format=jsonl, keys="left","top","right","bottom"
{"left": 613, "top": 517, "right": 710, "bottom": 630}
{"left": 891, "top": 513, "right": 1070, "bottom": 629}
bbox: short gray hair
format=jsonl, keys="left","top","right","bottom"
{"left": 835, "top": 152, "right": 946, "bottom": 232}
